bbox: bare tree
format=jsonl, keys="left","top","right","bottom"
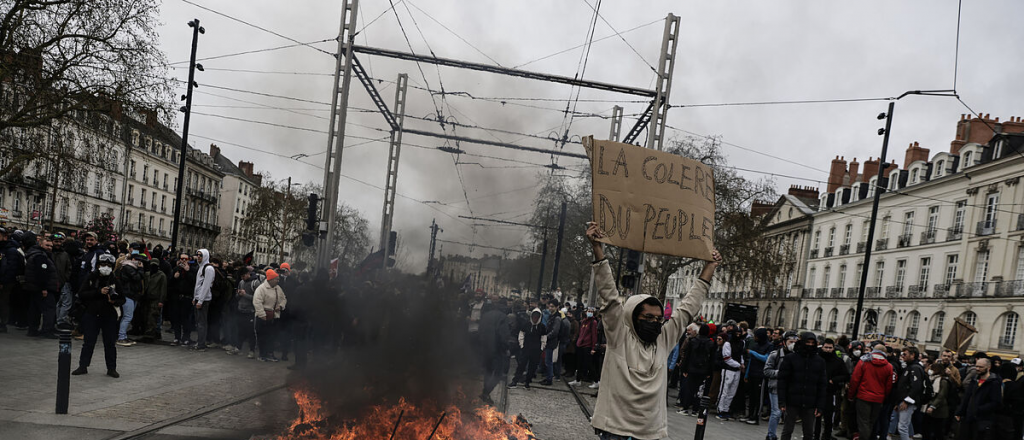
{"left": 0, "top": 0, "right": 173, "bottom": 131}
{"left": 239, "top": 173, "right": 308, "bottom": 263}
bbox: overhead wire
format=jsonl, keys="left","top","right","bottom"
{"left": 513, "top": 18, "right": 662, "bottom": 69}
{"left": 580, "top": 0, "right": 657, "bottom": 73}
{"left": 169, "top": 40, "right": 335, "bottom": 65}
{"left": 177, "top": 0, "right": 334, "bottom": 56}
{"left": 405, "top": 0, "right": 504, "bottom": 66}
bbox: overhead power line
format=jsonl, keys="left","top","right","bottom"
{"left": 436, "top": 239, "right": 538, "bottom": 254}
{"left": 178, "top": 0, "right": 334, "bottom": 56}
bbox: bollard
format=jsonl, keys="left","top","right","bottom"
{"left": 56, "top": 329, "right": 71, "bottom": 414}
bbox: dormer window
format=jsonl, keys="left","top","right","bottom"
{"left": 995, "top": 139, "right": 1006, "bottom": 159}
{"left": 851, "top": 183, "right": 860, "bottom": 202}
{"left": 910, "top": 169, "right": 918, "bottom": 184}
{"left": 890, "top": 175, "right": 899, "bottom": 190}
{"left": 868, "top": 177, "right": 878, "bottom": 198}
{"left": 963, "top": 151, "right": 973, "bottom": 168}
{"left": 935, "top": 160, "right": 944, "bottom": 178}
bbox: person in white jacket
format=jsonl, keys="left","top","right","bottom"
{"left": 252, "top": 268, "right": 286, "bottom": 362}
{"left": 191, "top": 249, "right": 216, "bottom": 351}
{"left": 716, "top": 331, "right": 743, "bottom": 419}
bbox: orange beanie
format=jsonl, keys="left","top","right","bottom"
{"left": 266, "top": 269, "right": 279, "bottom": 280}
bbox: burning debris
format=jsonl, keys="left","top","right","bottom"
{"left": 275, "top": 387, "right": 536, "bottom": 440}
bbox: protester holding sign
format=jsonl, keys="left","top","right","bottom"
{"left": 585, "top": 222, "right": 721, "bottom": 440}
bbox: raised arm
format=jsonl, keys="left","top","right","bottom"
{"left": 663, "top": 252, "right": 720, "bottom": 344}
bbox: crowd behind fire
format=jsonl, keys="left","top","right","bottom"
{"left": 471, "top": 287, "right": 1024, "bottom": 440}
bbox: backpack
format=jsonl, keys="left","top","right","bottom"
{"left": 558, "top": 316, "right": 571, "bottom": 343}
{"left": 917, "top": 365, "right": 934, "bottom": 403}
{"left": 688, "top": 337, "right": 714, "bottom": 375}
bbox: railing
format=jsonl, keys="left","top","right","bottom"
{"left": 824, "top": 247, "right": 834, "bottom": 257}
{"left": 998, "top": 337, "right": 1016, "bottom": 350}
{"left": 830, "top": 287, "right": 843, "bottom": 298}
{"left": 839, "top": 244, "right": 850, "bottom": 255}
{"left": 996, "top": 280, "right": 1024, "bottom": 297}
{"left": 875, "top": 238, "right": 889, "bottom": 250}
{"left": 12, "top": 210, "right": 21, "bottom": 218}
{"left": 886, "top": 285, "right": 904, "bottom": 298}
{"left": 810, "top": 249, "right": 819, "bottom": 259}
{"left": 977, "top": 219, "right": 997, "bottom": 236}
{"left": 815, "top": 288, "right": 827, "bottom": 298}
{"left": 846, "top": 322, "right": 855, "bottom": 334}
{"left": 161, "top": 207, "right": 167, "bottom": 213}
{"left": 884, "top": 325, "right": 896, "bottom": 335}
{"left": 906, "top": 328, "right": 919, "bottom": 341}
{"left": 908, "top": 285, "right": 925, "bottom": 298}
{"left": 142, "top": 177, "right": 148, "bottom": 184}
{"left": 930, "top": 329, "right": 943, "bottom": 343}
{"left": 828, "top": 322, "right": 837, "bottom": 333}
{"left": 933, "top": 284, "right": 950, "bottom": 298}
{"left": 151, "top": 203, "right": 157, "bottom": 211}
{"left": 947, "top": 226, "right": 963, "bottom": 241}
{"left": 897, "top": 234, "right": 912, "bottom": 248}
{"left": 1016, "top": 214, "right": 1024, "bottom": 232}
{"left": 957, "top": 282, "right": 988, "bottom": 298}
{"left": 802, "top": 288, "right": 813, "bottom": 298}
{"left": 846, "top": 287, "right": 859, "bottom": 298}
{"left": 856, "top": 242, "right": 866, "bottom": 253}
{"left": 920, "top": 229, "right": 937, "bottom": 245}
{"left": 866, "top": 287, "right": 880, "bottom": 298}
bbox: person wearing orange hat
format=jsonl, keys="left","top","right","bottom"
{"left": 252, "top": 268, "right": 287, "bottom": 362}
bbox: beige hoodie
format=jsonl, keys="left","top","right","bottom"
{"left": 590, "top": 259, "right": 708, "bottom": 440}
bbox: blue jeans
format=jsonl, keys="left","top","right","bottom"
{"left": 56, "top": 283, "right": 73, "bottom": 324}
{"left": 895, "top": 404, "right": 916, "bottom": 440}
{"left": 118, "top": 298, "right": 135, "bottom": 341}
{"left": 767, "top": 391, "right": 782, "bottom": 440}
{"left": 545, "top": 343, "right": 562, "bottom": 381}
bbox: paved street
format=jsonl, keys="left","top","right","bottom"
{"left": 2, "top": 331, "right": 771, "bottom": 440}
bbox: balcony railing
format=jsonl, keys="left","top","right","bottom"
{"left": 906, "top": 328, "right": 919, "bottom": 342}
{"left": 956, "top": 282, "right": 989, "bottom": 298}
{"left": 824, "top": 247, "right": 834, "bottom": 257}
{"left": 933, "top": 284, "right": 950, "bottom": 298}
{"left": 998, "top": 337, "right": 1016, "bottom": 350}
{"left": 846, "top": 322, "right": 855, "bottom": 334}
{"left": 1016, "top": 214, "right": 1024, "bottom": 232}
{"left": 810, "top": 249, "right": 819, "bottom": 259}
{"left": 930, "top": 328, "right": 943, "bottom": 343}
{"left": 856, "top": 242, "right": 866, "bottom": 253}
{"left": 828, "top": 322, "right": 838, "bottom": 333}
{"left": 846, "top": 287, "right": 859, "bottom": 298}
{"left": 866, "top": 286, "right": 880, "bottom": 298}
{"left": 908, "top": 285, "right": 926, "bottom": 298}
{"left": 815, "top": 288, "right": 827, "bottom": 298}
{"left": 830, "top": 287, "right": 843, "bottom": 298}
{"left": 839, "top": 244, "right": 850, "bottom": 255}
{"left": 977, "top": 220, "right": 997, "bottom": 237}
{"left": 947, "top": 226, "right": 963, "bottom": 241}
{"left": 996, "top": 280, "right": 1024, "bottom": 297}
{"left": 875, "top": 238, "right": 889, "bottom": 251}
{"left": 897, "top": 234, "right": 913, "bottom": 248}
{"left": 884, "top": 325, "right": 896, "bottom": 335}
{"left": 886, "top": 285, "right": 904, "bottom": 298}
{"left": 12, "top": 210, "right": 21, "bottom": 218}
{"left": 802, "top": 288, "right": 813, "bottom": 298}
{"left": 920, "top": 229, "right": 937, "bottom": 245}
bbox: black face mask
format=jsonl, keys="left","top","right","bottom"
{"left": 799, "top": 343, "right": 817, "bottom": 356}
{"left": 635, "top": 320, "right": 662, "bottom": 344}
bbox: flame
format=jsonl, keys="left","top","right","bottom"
{"left": 277, "top": 388, "right": 535, "bottom": 440}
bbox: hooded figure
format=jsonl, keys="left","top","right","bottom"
{"left": 191, "top": 249, "right": 216, "bottom": 350}
{"left": 590, "top": 260, "right": 711, "bottom": 439}
{"left": 509, "top": 308, "right": 547, "bottom": 389}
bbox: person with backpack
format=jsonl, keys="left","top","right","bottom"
{"left": 764, "top": 331, "right": 800, "bottom": 440}
{"left": 509, "top": 308, "right": 546, "bottom": 390}
{"left": 231, "top": 267, "right": 260, "bottom": 358}
{"left": 920, "top": 361, "right": 954, "bottom": 440}
{"left": 191, "top": 249, "right": 216, "bottom": 351}
{"left": 114, "top": 252, "right": 145, "bottom": 347}
{"left": 138, "top": 257, "right": 166, "bottom": 343}
{"left": 848, "top": 344, "right": 895, "bottom": 440}
{"left": 892, "top": 347, "right": 927, "bottom": 440}
{"left": 540, "top": 300, "right": 563, "bottom": 386}
{"left": 678, "top": 323, "right": 715, "bottom": 415}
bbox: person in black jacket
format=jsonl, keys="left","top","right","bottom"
{"left": 0, "top": 229, "right": 25, "bottom": 331}
{"left": 72, "top": 254, "right": 125, "bottom": 378}
{"left": 478, "top": 299, "right": 512, "bottom": 405}
{"left": 816, "top": 338, "right": 850, "bottom": 440}
{"left": 955, "top": 357, "right": 1001, "bottom": 440}
{"left": 679, "top": 324, "right": 715, "bottom": 413}
{"left": 777, "top": 331, "right": 827, "bottom": 440}
{"left": 891, "top": 347, "right": 927, "bottom": 440}
{"left": 509, "top": 308, "right": 546, "bottom": 390}
{"left": 744, "top": 327, "right": 772, "bottom": 424}
{"left": 168, "top": 253, "right": 197, "bottom": 346}
{"left": 24, "top": 233, "right": 59, "bottom": 338}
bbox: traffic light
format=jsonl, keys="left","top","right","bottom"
{"left": 387, "top": 230, "right": 397, "bottom": 256}
{"left": 625, "top": 250, "right": 642, "bottom": 272}
{"left": 306, "top": 193, "right": 319, "bottom": 231}
{"left": 622, "top": 274, "right": 637, "bottom": 289}
{"left": 302, "top": 232, "right": 315, "bottom": 247}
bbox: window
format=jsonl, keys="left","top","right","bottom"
{"left": 141, "top": 189, "right": 146, "bottom": 207}
{"left": 927, "top": 207, "right": 939, "bottom": 232}
{"left": 149, "top": 215, "right": 154, "bottom": 229}
{"left": 807, "top": 267, "right": 817, "bottom": 288}
{"left": 800, "top": 307, "right": 809, "bottom": 329}
{"left": 845, "top": 309, "right": 855, "bottom": 333}
{"left": 890, "top": 175, "right": 899, "bottom": 190}
{"left": 975, "top": 250, "right": 990, "bottom": 283}
{"left": 875, "top": 261, "right": 885, "bottom": 289}
{"left": 881, "top": 217, "right": 890, "bottom": 239}
{"left": 159, "top": 218, "right": 164, "bottom": 231}
{"left": 895, "top": 260, "right": 907, "bottom": 288}
{"left": 142, "top": 164, "right": 148, "bottom": 180}
{"left": 964, "top": 151, "right": 973, "bottom": 167}
{"left": 945, "top": 255, "right": 959, "bottom": 285}
{"left": 777, "top": 307, "right": 787, "bottom": 328}
{"left": 1002, "top": 313, "right": 1019, "bottom": 348}
{"left": 764, "top": 306, "right": 773, "bottom": 326}
{"left": 161, "top": 195, "right": 166, "bottom": 210}
{"left": 828, "top": 308, "right": 838, "bottom": 332}
{"left": 153, "top": 169, "right": 159, "bottom": 184}
{"left": 995, "top": 139, "right": 1006, "bottom": 159}
{"left": 828, "top": 227, "right": 836, "bottom": 247}
{"left": 1016, "top": 247, "right": 1024, "bottom": 281}
{"left": 932, "top": 312, "right": 946, "bottom": 341}
{"left": 844, "top": 224, "right": 852, "bottom": 246}
{"left": 907, "top": 311, "right": 921, "bottom": 340}
{"left": 936, "top": 160, "right": 944, "bottom": 177}
{"left": 813, "top": 308, "right": 823, "bottom": 331}
{"left": 962, "top": 311, "right": 977, "bottom": 328}
{"left": 868, "top": 177, "right": 877, "bottom": 198}
{"left": 911, "top": 169, "right": 918, "bottom": 183}
{"left": 884, "top": 311, "right": 897, "bottom": 335}
{"left": 838, "top": 265, "right": 847, "bottom": 289}
{"left": 861, "top": 221, "right": 869, "bottom": 243}
{"left": 813, "top": 230, "right": 821, "bottom": 250}
{"left": 984, "top": 193, "right": 999, "bottom": 227}
{"left": 918, "top": 257, "right": 931, "bottom": 289}
{"left": 823, "top": 267, "right": 831, "bottom": 288}
{"left": 856, "top": 263, "right": 864, "bottom": 287}
{"left": 137, "top": 213, "right": 144, "bottom": 228}
{"left": 902, "top": 211, "right": 915, "bottom": 236}
{"left": 953, "top": 200, "right": 966, "bottom": 232}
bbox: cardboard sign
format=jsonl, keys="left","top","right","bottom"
{"left": 584, "top": 136, "right": 716, "bottom": 261}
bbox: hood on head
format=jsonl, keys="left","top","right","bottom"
{"left": 624, "top": 293, "right": 662, "bottom": 340}
{"left": 698, "top": 324, "right": 710, "bottom": 337}
{"left": 754, "top": 328, "right": 769, "bottom": 343}
{"left": 197, "top": 249, "right": 210, "bottom": 266}
{"left": 530, "top": 308, "right": 542, "bottom": 325}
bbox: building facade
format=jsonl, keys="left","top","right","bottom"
{"left": 696, "top": 114, "right": 1024, "bottom": 357}
{"left": 211, "top": 145, "right": 267, "bottom": 261}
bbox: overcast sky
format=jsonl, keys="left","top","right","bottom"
{"left": 154, "top": 0, "right": 1024, "bottom": 271}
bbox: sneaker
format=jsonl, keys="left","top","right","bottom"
{"left": 523, "top": 383, "right": 531, "bottom": 390}
{"left": 226, "top": 348, "right": 240, "bottom": 355}
{"left": 116, "top": 339, "right": 133, "bottom": 347}
{"left": 716, "top": 413, "right": 731, "bottom": 420}
{"left": 539, "top": 380, "right": 552, "bottom": 386}
{"left": 267, "top": 356, "right": 280, "bottom": 362}
{"left": 71, "top": 366, "right": 88, "bottom": 375}
{"left": 746, "top": 419, "right": 760, "bottom": 425}
{"left": 207, "top": 342, "right": 220, "bottom": 349}
{"left": 192, "top": 345, "right": 208, "bottom": 352}
{"left": 170, "top": 339, "right": 179, "bottom": 346}
{"left": 181, "top": 340, "right": 193, "bottom": 347}
{"left": 588, "top": 382, "right": 600, "bottom": 389}
{"left": 247, "top": 351, "right": 255, "bottom": 359}
{"left": 222, "top": 345, "right": 236, "bottom": 351}
{"left": 738, "top": 416, "right": 748, "bottom": 422}
{"left": 508, "top": 382, "right": 518, "bottom": 389}
{"left": 568, "top": 380, "right": 581, "bottom": 386}
{"left": 106, "top": 370, "right": 120, "bottom": 378}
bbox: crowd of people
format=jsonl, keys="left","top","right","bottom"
{"left": 0, "top": 228, "right": 314, "bottom": 378}
{"left": 666, "top": 318, "right": 1024, "bottom": 440}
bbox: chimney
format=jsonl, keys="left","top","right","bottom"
{"left": 828, "top": 155, "right": 847, "bottom": 193}
{"left": 903, "top": 141, "right": 930, "bottom": 166}
{"left": 238, "top": 161, "right": 255, "bottom": 178}
{"left": 788, "top": 184, "right": 819, "bottom": 201}
{"left": 882, "top": 160, "right": 899, "bottom": 178}
{"left": 951, "top": 113, "right": 998, "bottom": 155}
{"left": 751, "top": 200, "right": 774, "bottom": 218}
{"left": 142, "top": 109, "right": 158, "bottom": 128}
{"left": 861, "top": 157, "right": 879, "bottom": 182}
{"left": 209, "top": 144, "right": 220, "bottom": 159}
{"left": 1002, "top": 115, "right": 1024, "bottom": 135}
{"left": 848, "top": 157, "right": 860, "bottom": 184}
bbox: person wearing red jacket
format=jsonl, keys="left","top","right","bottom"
{"left": 849, "top": 344, "right": 895, "bottom": 440}
{"left": 569, "top": 307, "right": 600, "bottom": 386}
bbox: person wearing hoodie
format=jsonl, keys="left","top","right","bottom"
{"left": 24, "top": 233, "right": 59, "bottom": 338}
{"left": 777, "top": 332, "right": 828, "bottom": 440}
{"left": 0, "top": 228, "right": 18, "bottom": 332}
{"left": 816, "top": 338, "right": 850, "bottom": 440}
{"left": 744, "top": 327, "right": 772, "bottom": 425}
{"left": 764, "top": 331, "right": 800, "bottom": 440}
{"left": 848, "top": 344, "right": 895, "bottom": 440}
{"left": 920, "top": 361, "right": 954, "bottom": 440}
{"left": 541, "top": 299, "right": 563, "bottom": 386}
{"left": 114, "top": 252, "right": 145, "bottom": 347}
{"left": 232, "top": 267, "right": 260, "bottom": 358}
{"left": 570, "top": 306, "right": 600, "bottom": 386}
{"left": 891, "top": 347, "right": 927, "bottom": 440}
{"left": 192, "top": 249, "right": 216, "bottom": 351}
{"left": 139, "top": 257, "right": 166, "bottom": 342}
{"left": 955, "top": 357, "right": 1001, "bottom": 440}
{"left": 509, "top": 308, "right": 546, "bottom": 390}
{"left": 478, "top": 299, "right": 512, "bottom": 405}
{"left": 252, "top": 268, "right": 286, "bottom": 362}
{"left": 679, "top": 323, "right": 715, "bottom": 415}
{"left": 585, "top": 223, "right": 720, "bottom": 440}
{"left": 72, "top": 254, "right": 124, "bottom": 378}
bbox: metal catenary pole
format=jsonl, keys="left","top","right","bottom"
{"left": 550, "top": 201, "right": 567, "bottom": 291}
{"left": 379, "top": 73, "right": 408, "bottom": 269}
{"left": 279, "top": 176, "right": 290, "bottom": 262}
{"left": 170, "top": 19, "right": 204, "bottom": 255}
{"left": 852, "top": 101, "right": 895, "bottom": 340}
{"left": 317, "top": 0, "right": 358, "bottom": 270}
